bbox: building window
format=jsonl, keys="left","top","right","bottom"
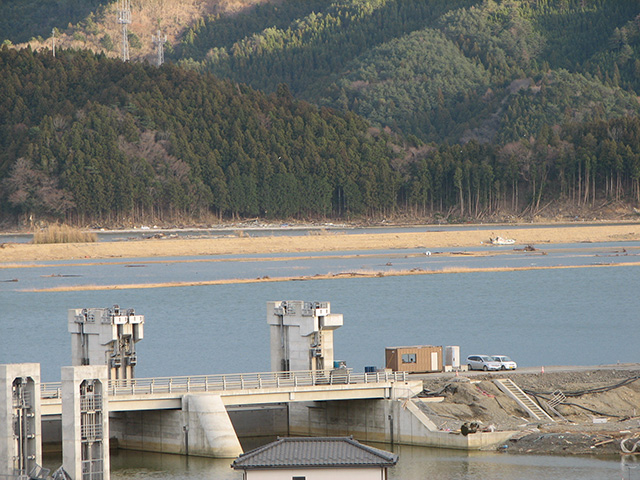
{"left": 292, "top": 477, "right": 306, "bottom": 480}
{"left": 402, "top": 353, "right": 416, "bottom": 363}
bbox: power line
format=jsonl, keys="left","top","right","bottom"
{"left": 152, "top": 29, "right": 167, "bottom": 66}
{"left": 117, "top": 0, "right": 132, "bottom": 61}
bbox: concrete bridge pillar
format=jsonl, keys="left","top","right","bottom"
{"left": 62, "top": 365, "right": 110, "bottom": 480}
{"left": 182, "top": 394, "right": 243, "bottom": 458}
{"left": 0, "top": 363, "right": 42, "bottom": 478}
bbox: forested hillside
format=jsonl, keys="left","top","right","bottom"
{"left": 0, "top": 48, "right": 400, "bottom": 224}
{"left": 2, "top": 0, "right": 640, "bottom": 227}
{"left": 3, "top": 48, "right": 640, "bottom": 227}
{"left": 6, "top": 0, "right": 640, "bottom": 145}
{"left": 0, "top": 0, "right": 112, "bottom": 45}
{"left": 176, "top": 0, "right": 640, "bottom": 144}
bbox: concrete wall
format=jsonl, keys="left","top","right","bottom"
{"left": 110, "top": 409, "right": 185, "bottom": 454}
{"left": 42, "top": 417, "right": 62, "bottom": 453}
{"left": 111, "top": 395, "right": 244, "bottom": 458}
{"left": 182, "top": 394, "right": 243, "bottom": 458}
{"left": 111, "top": 405, "right": 288, "bottom": 455}
{"left": 267, "top": 301, "right": 343, "bottom": 373}
{"left": 62, "top": 365, "right": 110, "bottom": 480}
{"left": 289, "top": 398, "right": 514, "bottom": 450}
{"left": 0, "top": 363, "right": 41, "bottom": 477}
{"left": 244, "top": 467, "right": 387, "bottom": 480}
{"left": 228, "top": 405, "right": 289, "bottom": 441}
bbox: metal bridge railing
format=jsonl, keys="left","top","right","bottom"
{"left": 41, "top": 369, "right": 407, "bottom": 399}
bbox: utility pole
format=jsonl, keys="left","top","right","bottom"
{"left": 117, "top": 0, "right": 132, "bottom": 61}
{"left": 152, "top": 29, "right": 167, "bottom": 66}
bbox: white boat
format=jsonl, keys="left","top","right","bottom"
{"left": 490, "top": 236, "right": 515, "bottom": 245}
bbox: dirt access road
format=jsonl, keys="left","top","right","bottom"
{"left": 413, "top": 363, "right": 640, "bottom": 455}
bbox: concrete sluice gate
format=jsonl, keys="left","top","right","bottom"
{"left": 1, "top": 364, "right": 41, "bottom": 480}
{"left": 2, "top": 302, "right": 515, "bottom": 480}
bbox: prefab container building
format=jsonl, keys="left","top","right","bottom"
{"left": 385, "top": 345, "right": 443, "bottom": 373}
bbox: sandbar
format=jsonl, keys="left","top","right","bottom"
{"left": 1, "top": 223, "right": 639, "bottom": 263}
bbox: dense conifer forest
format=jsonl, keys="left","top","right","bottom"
{"left": 2, "top": 0, "right": 640, "bottom": 226}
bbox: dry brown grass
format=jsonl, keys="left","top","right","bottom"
{"left": 32, "top": 225, "right": 97, "bottom": 244}
{"left": 19, "top": 0, "right": 277, "bottom": 62}
{"left": 3, "top": 223, "right": 640, "bottom": 263}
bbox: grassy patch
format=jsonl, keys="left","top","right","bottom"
{"left": 32, "top": 225, "right": 97, "bottom": 244}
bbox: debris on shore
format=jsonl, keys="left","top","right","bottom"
{"left": 418, "top": 366, "right": 640, "bottom": 456}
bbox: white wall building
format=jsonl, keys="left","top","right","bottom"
{"left": 231, "top": 436, "right": 398, "bottom": 480}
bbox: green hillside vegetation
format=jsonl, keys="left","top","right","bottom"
{"left": 0, "top": 48, "right": 400, "bottom": 224}
{"left": 2, "top": 48, "right": 640, "bottom": 227}
{"left": 0, "top": 0, "right": 112, "bottom": 45}
{"left": 2, "top": 0, "right": 640, "bottom": 227}
{"left": 5, "top": 0, "right": 640, "bottom": 145}
{"left": 178, "top": 0, "right": 475, "bottom": 97}
{"left": 176, "top": 0, "right": 640, "bottom": 144}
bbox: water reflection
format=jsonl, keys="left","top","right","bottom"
{"left": 111, "top": 450, "right": 240, "bottom": 480}
{"left": 44, "top": 445, "right": 634, "bottom": 480}
{"left": 391, "top": 445, "right": 628, "bottom": 479}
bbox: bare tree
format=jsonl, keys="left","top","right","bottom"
{"left": 2, "top": 157, "right": 75, "bottom": 223}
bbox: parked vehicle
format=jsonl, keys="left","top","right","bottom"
{"left": 466, "top": 355, "right": 501, "bottom": 371}
{"left": 491, "top": 355, "right": 517, "bottom": 370}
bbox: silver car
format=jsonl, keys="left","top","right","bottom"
{"left": 466, "top": 355, "right": 501, "bottom": 371}
{"left": 492, "top": 355, "right": 517, "bottom": 370}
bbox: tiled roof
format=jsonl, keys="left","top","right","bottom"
{"left": 231, "top": 436, "right": 398, "bottom": 470}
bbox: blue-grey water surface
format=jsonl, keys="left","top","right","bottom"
{"left": 3, "top": 238, "right": 640, "bottom": 480}
{"left": 1, "top": 251, "right": 638, "bottom": 380}
{"left": 41, "top": 445, "right": 638, "bottom": 480}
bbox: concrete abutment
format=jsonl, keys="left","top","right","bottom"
{"left": 289, "top": 397, "right": 515, "bottom": 450}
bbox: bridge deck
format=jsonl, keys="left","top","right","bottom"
{"left": 40, "top": 369, "right": 413, "bottom": 415}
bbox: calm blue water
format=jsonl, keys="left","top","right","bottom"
{"left": 3, "top": 241, "right": 640, "bottom": 480}
{"left": 1, "top": 259, "right": 638, "bottom": 381}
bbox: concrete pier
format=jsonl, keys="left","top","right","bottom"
{"left": 0, "top": 364, "right": 42, "bottom": 478}
{"left": 62, "top": 365, "right": 110, "bottom": 480}
{"left": 182, "top": 394, "right": 243, "bottom": 458}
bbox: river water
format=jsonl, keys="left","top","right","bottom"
{"left": 2, "top": 233, "right": 640, "bottom": 479}
{"left": 1, "top": 246, "right": 638, "bottom": 380}
{"left": 41, "top": 446, "right": 638, "bottom": 480}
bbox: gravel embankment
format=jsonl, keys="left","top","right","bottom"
{"left": 416, "top": 364, "right": 640, "bottom": 455}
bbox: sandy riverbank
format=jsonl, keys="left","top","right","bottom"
{"left": 1, "top": 223, "right": 640, "bottom": 263}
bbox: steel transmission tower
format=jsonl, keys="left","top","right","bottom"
{"left": 152, "top": 30, "right": 167, "bottom": 66}
{"left": 117, "top": 0, "right": 132, "bottom": 61}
